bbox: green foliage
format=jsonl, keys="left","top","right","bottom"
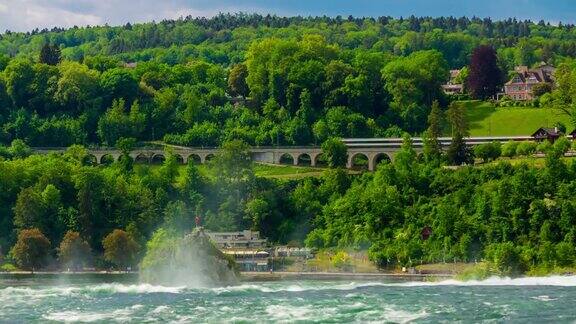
{"left": 39, "top": 43, "right": 61, "bottom": 66}
{"left": 473, "top": 142, "right": 502, "bottom": 163}
{"left": 517, "top": 141, "right": 538, "bottom": 156}
{"left": 228, "top": 63, "right": 249, "bottom": 98}
{"left": 532, "top": 83, "right": 552, "bottom": 98}
{"left": 447, "top": 133, "right": 473, "bottom": 165}
{"left": 10, "top": 228, "right": 51, "bottom": 270}
{"left": 0, "top": 263, "right": 18, "bottom": 272}
{"left": 501, "top": 140, "right": 519, "bottom": 158}
{"left": 100, "top": 68, "right": 138, "bottom": 103}
{"left": 0, "top": 16, "right": 574, "bottom": 148}
{"left": 321, "top": 138, "right": 348, "bottom": 168}
{"left": 484, "top": 242, "right": 525, "bottom": 276}
{"left": 423, "top": 101, "right": 443, "bottom": 161}
{"left": 102, "top": 229, "right": 140, "bottom": 269}
{"left": 536, "top": 141, "right": 551, "bottom": 154}
{"left": 331, "top": 251, "right": 352, "bottom": 269}
{"left": 58, "top": 231, "right": 91, "bottom": 270}
{"left": 1, "top": 15, "right": 576, "bottom": 275}
{"left": 554, "top": 137, "right": 571, "bottom": 155}
{"left": 97, "top": 99, "right": 145, "bottom": 146}
{"left": 382, "top": 50, "right": 448, "bottom": 131}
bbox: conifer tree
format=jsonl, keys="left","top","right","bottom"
{"left": 39, "top": 43, "right": 61, "bottom": 66}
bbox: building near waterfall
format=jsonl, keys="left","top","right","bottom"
{"left": 206, "top": 230, "right": 267, "bottom": 249}
{"left": 206, "top": 230, "right": 270, "bottom": 271}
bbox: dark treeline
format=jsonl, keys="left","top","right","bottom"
{"left": 3, "top": 14, "right": 576, "bottom": 63}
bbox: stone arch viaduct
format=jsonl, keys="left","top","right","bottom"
{"left": 33, "top": 136, "right": 532, "bottom": 171}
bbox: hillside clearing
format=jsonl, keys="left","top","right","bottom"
{"left": 460, "top": 101, "right": 572, "bottom": 136}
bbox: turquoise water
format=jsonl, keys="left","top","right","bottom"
{"left": 1, "top": 275, "right": 576, "bottom": 322}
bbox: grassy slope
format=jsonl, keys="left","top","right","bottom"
{"left": 461, "top": 101, "right": 572, "bottom": 136}
{"left": 145, "top": 163, "right": 326, "bottom": 180}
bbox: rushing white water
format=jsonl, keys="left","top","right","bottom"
{"left": 2, "top": 276, "right": 576, "bottom": 322}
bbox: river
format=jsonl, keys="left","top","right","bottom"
{"left": 1, "top": 274, "right": 576, "bottom": 322}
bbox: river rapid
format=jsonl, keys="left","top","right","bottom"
{"left": 1, "top": 275, "right": 576, "bottom": 323}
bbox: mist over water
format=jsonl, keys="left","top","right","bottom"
{"left": 139, "top": 228, "right": 238, "bottom": 288}
{"left": 2, "top": 276, "right": 576, "bottom": 322}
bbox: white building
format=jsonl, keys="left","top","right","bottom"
{"left": 206, "top": 230, "right": 267, "bottom": 249}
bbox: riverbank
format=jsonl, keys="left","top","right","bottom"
{"left": 0, "top": 270, "right": 453, "bottom": 282}
{"left": 240, "top": 271, "right": 453, "bottom": 281}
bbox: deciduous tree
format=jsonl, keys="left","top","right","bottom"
{"left": 321, "top": 138, "right": 348, "bottom": 168}
{"left": 10, "top": 229, "right": 51, "bottom": 271}
{"left": 58, "top": 231, "right": 91, "bottom": 270}
{"left": 467, "top": 45, "right": 503, "bottom": 99}
{"left": 102, "top": 229, "right": 139, "bottom": 269}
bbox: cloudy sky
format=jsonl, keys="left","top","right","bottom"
{"left": 0, "top": 0, "right": 573, "bottom": 32}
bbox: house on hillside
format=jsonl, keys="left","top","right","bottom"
{"left": 532, "top": 127, "right": 563, "bottom": 143}
{"left": 504, "top": 63, "right": 555, "bottom": 101}
{"left": 442, "top": 69, "right": 464, "bottom": 95}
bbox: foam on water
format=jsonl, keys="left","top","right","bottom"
{"left": 531, "top": 295, "right": 558, "bottom": 301}
{"left": 43, "top": 305, "right": 143, "bottom": 323}
{"left": 1, "top": 275, "right": 576, "bottom": 322}
{"left": 3, "top": 276, "right": 576, "bottom": 303}
{"left": 394, "top": 275, "right": 576, "bottom": 287}
{"left": 0, "top": 283, "right": 185, "bottom": 299}
{"left": 265, "top": 305, "right": 316, "bottom": 321}
{"left": 208, "top": 276, "right": 576, "bottom": 295}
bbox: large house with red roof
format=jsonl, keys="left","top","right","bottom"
{"left": 503, "top": 63, "right": 555, "bottom": 101}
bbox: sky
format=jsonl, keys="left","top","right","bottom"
{"left": 0, "top": 0, "right": 574, "bottom": 32}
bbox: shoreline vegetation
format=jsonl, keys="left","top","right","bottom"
{"left": 2, "top": 259, "right": 576, "bottom": 281}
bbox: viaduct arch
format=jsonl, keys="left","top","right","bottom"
{"left": 31, "top": 135, "right": 534, "bottom": 171}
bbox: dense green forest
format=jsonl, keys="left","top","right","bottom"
{"left": 1, "top": 14, "right": 576, "bottom": 149}
{"left": 3, "top": 14, "right": 576, "bottom": 274}
{"left": 2, "top": 137, "right": 576, "bottom": 275}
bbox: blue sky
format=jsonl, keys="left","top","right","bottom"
{"left": 0, "top": 0, "right": 573, "bottom": 32}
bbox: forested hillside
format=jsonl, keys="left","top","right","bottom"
{"left": 1, "top": 14, "right": 576, "bottom": 149}
{"left": 2, "top": 14, "right": 576, "bottom": 275}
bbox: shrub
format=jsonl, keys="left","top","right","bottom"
{"left": 473, "top": 142, "right": 501, "bottom": 163}
{"left": 555, "top": 242, "right": 575, "bottom": 267}
{"left": 536, "top": 141, "right": 552, "bottom": 154}
{"left": 331, "top": 251, "right": 352, "bottom": 269}
{"left": 0, "top": 263, "right": 18, "bottom": 272}
{"left": 516, "top": 141, "right": 537, "bottom": 156}
{"left": 484, "top": 242, "right": 525, "bottom": 276}
{"left": 501, "top": 140, "right": 518, "bottom": 158}
{"left": 553, "top": 137, "right": 571, "bottom": 155}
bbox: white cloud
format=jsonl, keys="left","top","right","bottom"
{"left": 0, "top": 0, "right": 228, "bottom": 32}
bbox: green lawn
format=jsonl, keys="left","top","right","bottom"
{"left": 141, "top": 162, "right": 327, "bottom": 180}
{"left": 460, "top": 100, "right": 572, "bottom": 136}
{"left": 253, "top": 163, "right": 325, "bottom": 179}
